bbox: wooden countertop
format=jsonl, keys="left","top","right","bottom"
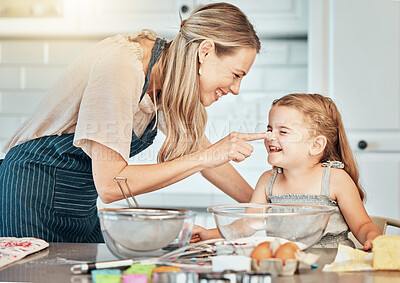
{"left": 0, "top": 243, "right": 399, "bottom": 282}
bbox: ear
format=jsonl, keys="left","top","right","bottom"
{"left": 310, "top": 135, "right": 327, "bottom": 156}
{"left": 198, "top": 39, "right": 215, "bottom": 63}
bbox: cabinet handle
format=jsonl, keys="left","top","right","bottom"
{"left": 358, "top": 140, "right": 368, "bottom": 150}
{"left": 180, "top": 5, "right": 189, "bottom": 14}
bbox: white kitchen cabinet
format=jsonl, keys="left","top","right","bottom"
{"left": 308, "top": 0, "right": 400, "bottom": 224}
{"left": 197, "top": 0, "right": 308, "bottom": 37}
{"left": 0, "top": 0, "right": 308, "bottom": 38}
{"left": 0, "top": 0, "right": 80, "bottom": 37}
{"left": 79, "top": 0, "right": 308, "bottom": 38}
{"left": 79, "top": 0, "right": 195, "bottom": 39}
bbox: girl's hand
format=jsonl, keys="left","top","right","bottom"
{"left": 190, "top": 226, "right": 221, "bottom": 243}
{"left": 363, "top": 240, "right": 373, "bottom": 251}
{"left": 202, "top": 132, "right": 267, "bottom": 168}
{"left": 190, "top": 225, "right": 210, "bottom": 243}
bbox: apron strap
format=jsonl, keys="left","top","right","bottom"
{"left": 140, "top": 37, "right": 166, "bottom": 102}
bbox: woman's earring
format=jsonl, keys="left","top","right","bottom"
{"left": 199, "top": 60, "right": 203, "bottom": 75}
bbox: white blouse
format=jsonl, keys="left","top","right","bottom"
{"left": 3, "top": 33, "right": 165, "bottom": 163}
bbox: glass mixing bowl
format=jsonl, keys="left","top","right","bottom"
{"left": 208, "top": 203, "right": 335, "bottom": 250}
{"left": 99, "top": 208, "right": 195, "bottom": 259}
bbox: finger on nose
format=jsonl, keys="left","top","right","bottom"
{"left": 240, "top": 132, "right": 268, "bottom": 141}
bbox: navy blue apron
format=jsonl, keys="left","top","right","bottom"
{"left": 0, "top": 38, "right": 166, "bottom": 243}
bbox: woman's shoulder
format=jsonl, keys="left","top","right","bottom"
{"left": 92, "top": 34, "right": 144, "bottom": 65}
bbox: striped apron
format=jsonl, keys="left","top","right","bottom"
{"left": 0, "top": 38, "right": 166, "bottom": 243}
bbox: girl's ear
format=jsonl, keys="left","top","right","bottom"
{"left": 198, "top": 39, "right": 215, "bottom": 63}
{"left": 310, "top": 135, "right": 327, "bottom": 156}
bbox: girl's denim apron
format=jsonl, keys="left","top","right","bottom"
{"left": 0, "top": 38, "right": 166, "bottom": 243}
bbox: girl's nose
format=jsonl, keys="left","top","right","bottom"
{"left": 267, "top": 131, "right": 276, "bottom": 141}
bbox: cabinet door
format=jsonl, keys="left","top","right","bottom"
{"left": 79, "top": 0, "right": 195, "bottom": 38}
{"left": 0, "top": 0, "right": 80, "bottom": 37}
{"left": 329, "top": 0, "right": 400, "bottom": 130}
{"left": 355, "top": 152, "right": 400, "bottom": 223}
{"left": 196, "top": 0, "right": 308, "bottom": 37}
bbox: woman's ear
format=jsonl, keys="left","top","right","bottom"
{"left": 310, "top": 135, "right": 327, "bottom": 156}
{"left": 198, "top": 39, "right": 215, "bottom": 63}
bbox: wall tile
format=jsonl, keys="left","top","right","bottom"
{"left": 289, "top": 40, "right": 308, "bottom": 65}
{"left": 263, "top": 67, "right": 307, "bottom": 91}
{"left": 240, "top": 67, "right": 264, "bottom": 91}
{"left": 0, "top": 116, "right": 24, "bottom": 138}
{"left": 164, "top": 174, "right": 214, "bottom": 194}
{"left": 0, "top": 139, "right": 7, "bottom": 158}
{"left": 1, "top": 91, "right": 45, "bottom": 114}
{"left": 207, "top": 101, "right": 258, "bottom": 121}
{"left": 0, "top": 67, "right": 20, "bottom": 88}
{"left": 1, "top": 40, "right": 44, "bottom": 64}
{"left": 256, "top": 40, "right": 289, "bottom": 65}
{"left": 47, "top": 39, "right": 98, "bottom": 64}
{"left": 24, "top": 66, "right": 65, "bottom": 89}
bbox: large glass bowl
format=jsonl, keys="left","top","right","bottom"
{"left": 99, "top": 208, "right": 195, "bottom": 259}
{"left": 208, "top": 203, "right": 335, "bottom": 250}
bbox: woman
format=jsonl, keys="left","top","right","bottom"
{"left": 0, "top": 3, "right": 265, "bottom": 242}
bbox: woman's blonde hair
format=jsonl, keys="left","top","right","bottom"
{"left": 272, "top": 93, "right": 365, "bottom": 201}
{"left": 150, "top": 2, "right": 260, "bottom": 162}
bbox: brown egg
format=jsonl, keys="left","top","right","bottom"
{"left": 274, "top": 242, "right": 300, "bottom": 265}
{"left": 250, "top": 241, "right": 273, "bottom": 264}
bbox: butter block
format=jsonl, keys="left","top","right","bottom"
{"left": 373, "top": 235, "right": 400, "bottom": 270}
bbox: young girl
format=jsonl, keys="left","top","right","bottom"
{"left": 191, "top": 93, "right": 382, "bottom": 250}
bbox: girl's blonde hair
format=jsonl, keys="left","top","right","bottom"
{"left": 152, "top": 2, "right": 260, "bottom": 162}
{"left": 272, "top": 93, "right": 365, "bottom": 201}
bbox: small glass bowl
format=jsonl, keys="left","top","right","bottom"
{"left": 99, "top": 208, "right": 195, "bottom": 259}
{"left": 209, "top": 203, "right": 335, "bottom": 250}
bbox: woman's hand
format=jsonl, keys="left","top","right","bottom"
{"left": 201, "top": 132, "right": 267, "bottom": 168}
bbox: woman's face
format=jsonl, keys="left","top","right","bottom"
{"left": 198, "top": 46, "right": 257, "bottom": 107}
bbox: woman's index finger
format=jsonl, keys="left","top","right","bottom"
{"left": 238, "top": 132, "right": 268, "bottom": 141}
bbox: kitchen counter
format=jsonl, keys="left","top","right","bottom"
{"left": 0, "top": 243, "right": 399, "bottom": 282}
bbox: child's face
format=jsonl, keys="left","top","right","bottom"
{"left": 265, "top": 106, "right": 314, "bottom": 169}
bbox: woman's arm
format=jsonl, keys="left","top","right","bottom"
{"left": 332, "top": 169, "right": 382, "bottom": 250}
{"left": 199, "top": 136, "right": 253, "bottom": 203}
{"left": 91, "top": 131, "right": 267, "bottom": 203}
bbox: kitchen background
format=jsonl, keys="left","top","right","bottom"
{"left": 0, "top": 0, "right": 399, "bottom": 234}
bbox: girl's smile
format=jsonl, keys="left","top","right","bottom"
{"left": 265, "top": 106, "right": 313, "bottom": 168}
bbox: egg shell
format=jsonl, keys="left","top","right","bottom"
{"left": 250, "top": 241, "right": 273, "bottom": 263}
{"left": 274, "top": 242, "right": 300, "bottom": 265}
{"left": 251, "top": 258, "right": 299, "bottom": 276}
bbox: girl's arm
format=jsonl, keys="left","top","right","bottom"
{"left": 249, "top": 170, "right": 272, "bottom": 203}
{"left": 332, "top": 169, "right": 382, "bottom": 250}
{"left": 91, "top": 132, "right": 267, "bottom": 203}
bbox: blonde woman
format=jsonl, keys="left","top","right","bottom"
{"left": 0, "top": 3, "right": 265, "bottom": 242}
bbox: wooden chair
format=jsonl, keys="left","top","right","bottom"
{"left": 349, "top": 216, "right": 400, "bottom": 249}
